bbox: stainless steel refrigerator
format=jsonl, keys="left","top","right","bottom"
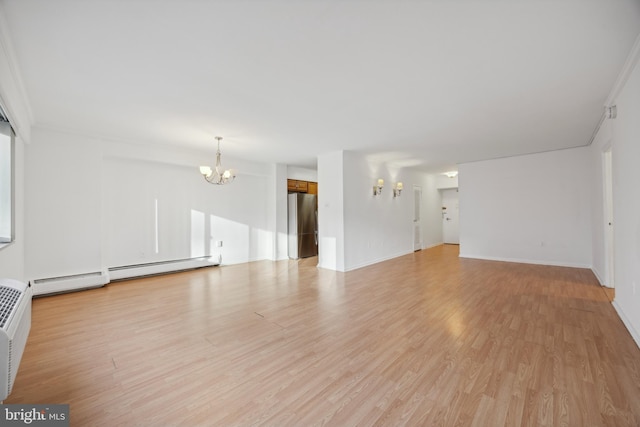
{"left": 288, "top": 193, "right": 318, "bottom": 259}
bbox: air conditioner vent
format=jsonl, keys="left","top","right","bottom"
{"left": 0, "top": 286, "right": 21, "bottom": 328}
{"left": 0, "top": 279, "right": 31, "bottom": 401}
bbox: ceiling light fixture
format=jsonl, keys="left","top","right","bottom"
{"left": 199, "top": 136, "right": 236, "bottom": 185}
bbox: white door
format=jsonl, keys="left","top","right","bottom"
{"left": 604, "top": 148, "right": 614, "bottom": 288}
{"left": 413, "top": 186, "right": 422, "bottom": 251}
{"left": 442, "top": 188, "right": 459, "bottom": 244}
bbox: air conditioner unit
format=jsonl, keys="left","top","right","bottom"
{"left": 0, "top": 279, "right": 32, "bottom": 401}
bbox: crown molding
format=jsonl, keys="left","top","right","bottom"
{"left": 605, "top": 32, "right": 640, "bottom": 107}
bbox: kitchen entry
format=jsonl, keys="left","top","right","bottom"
{"left": 287, "top": 179, "right": 318, "bottom": 259}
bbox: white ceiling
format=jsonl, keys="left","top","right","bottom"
{"left": 2, "top": 0, "right": 639, "bottom": 172}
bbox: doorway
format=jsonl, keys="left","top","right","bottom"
{"left": 413, "top": 185, "right": 422, "bottom": 251}
{"left": 441, "top": 188, "right": 459, "bottom": 245}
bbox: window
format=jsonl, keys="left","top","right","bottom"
{"left": 0, "top": 112, "right": 14, "bottom": 245}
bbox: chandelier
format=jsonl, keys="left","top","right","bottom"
{"left": 199, "top": 136, "right": 236, "bottom": 185}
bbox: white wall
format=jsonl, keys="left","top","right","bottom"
{"left": 287, "top": 166, "right": 317, "bottom": 182}
{"left": 25, "top": 129, "right": 104, "bottom": 280}
{"left": 317, "top": 151, "right": 344, "bottom": 271}
{"left": 604, "top": 42, "right": 640, "bottom": 347}
{"left": 458, "top": 147, "right": 592, "bottom": 268}
{"left": 318, "top": 150, "right": 439, "bottom": 272}
{"left": 269, "top": 163, "right": 289, "bottom": 261}
{"left": 435, "top": 174, "right": 459, "bottom": 190}
{"left": 23, "top": 127, "right": 278, "bottom": 282}
{"left": 342, "top": 150, "right": 414, "bottom": 270}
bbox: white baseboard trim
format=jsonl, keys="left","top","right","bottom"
{"left": 612, "top": 301, "right": 640, "bottom": 350}
{"left": 458, "top": 253, "right": 591, "bottom": 269}
{"left": 345, "top": 250, "right": 413, "bottom": 272}
{"left": 591, "top": 267, "right": 613, "bottom": 288}
{"left": 422, "top": 242, "right": 444, "bottom": 250}
{"left": 591, "top": 267, "right": 604, "bottom": 286}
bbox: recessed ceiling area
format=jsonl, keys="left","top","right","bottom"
{"left": 1, "top": 0, "right": 639, "bottom": 172}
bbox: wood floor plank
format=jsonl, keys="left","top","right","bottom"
{"left": 6, "top": 245, "right": 640, "bottom": 426}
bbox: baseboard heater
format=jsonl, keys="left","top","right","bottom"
{"left": 108, "top": 256, "right": 220, "bottom": 281}
{"left": 32, "top": 271, "right": 109, "bottom": 296}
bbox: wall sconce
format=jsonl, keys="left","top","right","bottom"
{"left": 373, "top": 178, "right": 384, "bottom": 196}
{"left": 444, "top": 171, "right": 458, "bottom": 178}
{"left": 393, "top": 182, "right": 403, "bottom": 197}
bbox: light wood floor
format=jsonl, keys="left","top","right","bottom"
{"left": 7, "top": 245, "right": 640, "bottom": 426}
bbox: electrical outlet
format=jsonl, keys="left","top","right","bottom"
{"left": 216, "top": 240, "right": 223, "bottom": 247}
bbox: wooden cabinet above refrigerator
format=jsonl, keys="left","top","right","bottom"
{"left": 288, "top": 179, "right": 317, "bottom": 194}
